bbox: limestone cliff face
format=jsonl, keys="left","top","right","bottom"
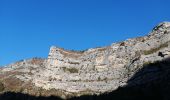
{"left": 0, "top": 22, "right": 170, "bottom": 99}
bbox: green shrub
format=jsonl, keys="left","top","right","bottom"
{"left": 62, "top": 67, "right": 79, "bottom": 73}
{"left": 143, "top": 42, "right": 169, "bottom": 55}
{"left": 68, "top": 68, "right": 79, "bottom": 73}
{"left": 143, "top": 61, "right": 152, "bottom": 66}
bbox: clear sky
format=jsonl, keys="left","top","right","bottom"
{"left": 0, "top": 0, "right": 170, "bottom": 66}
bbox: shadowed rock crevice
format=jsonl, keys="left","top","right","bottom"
{"left": 1, "top": 57, "right": 170, "bottom": 100}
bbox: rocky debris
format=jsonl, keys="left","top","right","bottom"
{"left": 0, "top": 22, "right": 170, "bottom": 99}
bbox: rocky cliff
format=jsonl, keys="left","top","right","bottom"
{"left": 0, "top": 22, "right": 170, "bottom": 99}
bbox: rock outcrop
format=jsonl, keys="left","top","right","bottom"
{"left": 0, "top": 22, "right": 170, "bottom": 99}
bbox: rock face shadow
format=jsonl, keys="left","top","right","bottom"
{"left": 1, "top": 58, "right": 170, "bottom": 100}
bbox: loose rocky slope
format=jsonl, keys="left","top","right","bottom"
{"left": 0, "top": 22, "right": 170, "bottom": 99}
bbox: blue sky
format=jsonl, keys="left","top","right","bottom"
{"left": 0, "top": 0, "right": 170, "bottom": 66}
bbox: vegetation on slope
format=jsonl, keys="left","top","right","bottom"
{"left": 143, "top": 42, "right": 169, "bottom": 55}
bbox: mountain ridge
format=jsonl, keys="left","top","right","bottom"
{"left": 0, "top": 22, "right": 170, "bottom": 99}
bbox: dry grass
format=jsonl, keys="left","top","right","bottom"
{"left": 30, "top": 58, "right": 45, "bottom": 65}
{"left": 0, "top": 82, "right": 4, "bottom": 92}
{"left": 2, "top": 77, "right": 23, "bottom": 92}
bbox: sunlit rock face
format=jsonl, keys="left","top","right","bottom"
{"left": 0, "top": 22, "right": 170, "bottom": 98}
